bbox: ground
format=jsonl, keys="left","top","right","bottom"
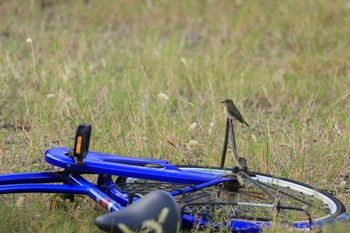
{"left": 0, "top": 0, "right": 349, "bottom": 232}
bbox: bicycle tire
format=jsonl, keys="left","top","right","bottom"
{"left": 115, "top": 166, "right": 348, "bottom": 232}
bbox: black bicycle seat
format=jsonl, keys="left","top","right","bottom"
{"left": 95, "top": 190, "right": 181, "bottom": 233}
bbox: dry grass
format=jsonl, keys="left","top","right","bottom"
{"left": 1, "top": 0, "right": 350, "bottom": 232}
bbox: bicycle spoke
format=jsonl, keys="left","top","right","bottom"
{"left": 115, "top": 173, "right": 334, "bottom": 226}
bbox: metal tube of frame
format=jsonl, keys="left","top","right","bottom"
{"left": 229, "top": 119, "right": 240, "bottom": 163}
{"left": 220, "top": 119, "right": 230, "bottom": 169}
{"left": 0, "top": 183, "right": 87, "bottom": 194}
{"left": 68, "top": 174, "right": 123, "bottom": 212}
{"left": 0, "top": 172, "right": 65, "bottom": 185}
{"left": 238, "top": 171, "right": 276, "bottom": 200}
{"left": 103, "top": 179, "right": 129, "bottom": 207}
{"left": 170, "top": 177, "right": 233, "bottom": 196}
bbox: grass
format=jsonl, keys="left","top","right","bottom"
{"left": 1, "top": 0, "right": 350, "bottom": 232}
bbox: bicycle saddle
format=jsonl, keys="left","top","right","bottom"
{"left": 95, "top": 190, "right": 181, "bottom": 233}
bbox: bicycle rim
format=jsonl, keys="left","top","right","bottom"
{"left": 115, "top": 167, "right": 348, "bottom": 232}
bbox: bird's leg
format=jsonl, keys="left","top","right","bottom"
{"left": 229, "top": 119, "right": 248, "bottom": 171}
{"left": 220, "top": 118, "right": 230, "bottom": 168}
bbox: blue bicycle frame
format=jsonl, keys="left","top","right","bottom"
{"left": 0, "top": 146, "right": 348, "bottom": 232}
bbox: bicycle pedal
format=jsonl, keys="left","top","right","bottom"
{"left": 73, "top": 123, "right": 92, "bottom": 165}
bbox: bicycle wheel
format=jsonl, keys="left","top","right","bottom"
{"left": 115, "top": 166, "right": 348, "bottom": 232}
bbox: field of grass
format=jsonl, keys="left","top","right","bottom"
{"left": 1, "top": 0, "right": 350, "bottom": 232}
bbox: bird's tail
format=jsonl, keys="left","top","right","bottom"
{"left": 242, "top": 119, "right": 250, "bottom": 127}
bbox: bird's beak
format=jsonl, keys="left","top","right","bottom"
{"left": 220, "top": 100, "right": 225, "bottom": 104}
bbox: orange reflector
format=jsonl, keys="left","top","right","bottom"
{"left": 75, "top": 136, "right": 82, "bottom": 154}
{"left": 102, "top": 198, "right": 109, "bottom": 208}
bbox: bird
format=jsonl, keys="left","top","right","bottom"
{"left": 221, "top": 99, "right": 250, "bottom": 127}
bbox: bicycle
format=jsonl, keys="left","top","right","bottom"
{"left": 0, "top": 122, "right": 348, "bottom": 232}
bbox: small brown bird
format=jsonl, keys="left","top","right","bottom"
{"left": 221, "top": 99, "right": 250, "bottom": 127}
